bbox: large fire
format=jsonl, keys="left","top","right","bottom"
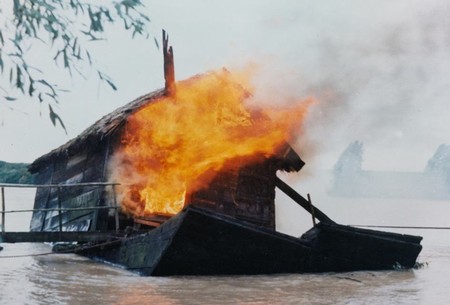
{"left": 109, "top": 69, "right": 313, "bottom": 216}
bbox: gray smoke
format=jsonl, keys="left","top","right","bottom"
{"left": 251, "top": 0, "right": 450, "bottom": 172}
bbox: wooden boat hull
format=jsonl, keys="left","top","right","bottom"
{"left": 78, "top": 206, "right": 422, "bottom": 276}
{"left": 301, "top": 223, "right": 423, "bottom": 272}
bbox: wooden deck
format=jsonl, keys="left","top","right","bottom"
{"left": 0, "top": 231, "right": 122, "bottom": 243}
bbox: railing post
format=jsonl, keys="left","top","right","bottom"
{"left": 112, "top": 184, "right": 119, "bottom": 233}
{"left": 0, "top": 182, "right": 121, "bottom": 235}
{"left": 1, "top": 187, "right": 5, "bottom": 233}
{"left": 57, "top": 187, "right": 63, "bottom": 232}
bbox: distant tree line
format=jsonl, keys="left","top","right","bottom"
{"left": 0, "top": 160, "right": 34, "bottom": 184}
{"left": 330, "top": 141, "right": 364, "bottom": 196}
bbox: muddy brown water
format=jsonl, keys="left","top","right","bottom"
{"left": 1, "top": 187, "right": 449, "bottom": 304}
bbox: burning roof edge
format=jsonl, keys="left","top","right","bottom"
{"left": 274, "top": 144, "right": 305, "bottom": 172}
{"left": 29, "top": 72, "right": 304, "bottom": 174}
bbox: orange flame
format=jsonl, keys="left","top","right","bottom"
{"left": 109, "top": 69, "right": 313, "bottom": 216}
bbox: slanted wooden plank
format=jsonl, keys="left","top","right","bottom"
{"left": 134, "top": 218, "right": 162, "bottom": 228}
{"left": 275, "top": 177, "right": 335, "bottom": 224}
{"left": 134, "top": 214, "right": 171, "bottom": 228}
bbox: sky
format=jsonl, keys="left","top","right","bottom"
{"left": 1, "top": 0, "right": 450, "bottom": 173}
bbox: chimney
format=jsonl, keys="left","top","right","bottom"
{"left": 162, "top": 29, "right": 176, "bottom": 95}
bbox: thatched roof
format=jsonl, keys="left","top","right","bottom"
{"left": 29, "top": 89, "right": 166, "bottom": 173}
{"left": 29, "top": 73, "right": 304, "bottom": 174}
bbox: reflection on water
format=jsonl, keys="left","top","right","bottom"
{"left": 0, "top": 244, "right": 430, "bottom": 305}
{"left": 112, "top": 271, "right": 421, "bottom": 305}
{"left": 1, "top": 189, "right": 450, "bottom": 304}
{"left": 0, "top": 243, "right": 424, "bottom": 305}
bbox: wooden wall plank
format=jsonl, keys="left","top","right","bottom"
{"left": 30, "top": 162, "right": 54, "bottom": 231}
{"left": 188, "top": 159, "right": 277, "bottom": 229}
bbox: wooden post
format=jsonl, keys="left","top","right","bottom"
{"left": 1, "top": 187, "right": 5, "bottom": 233}
{"left": 57, "top": 187, "right": 63, "bottom": 232}
{"left": 307, "top": 193, "right": 317, "bottom": 227}
{"left": 275, "top": 177, "right": 335, "bottom": 225}
{"left": 162, "top": 29, "right": 176, "bottom": 95}
{"left": 112, "top": 185, "right": 120, "bottom": 233}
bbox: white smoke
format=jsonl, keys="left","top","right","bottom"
{"left": 240, "top": 0, "right": 450, "bottom": 172}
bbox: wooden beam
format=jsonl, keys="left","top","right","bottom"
{"left": 134, "top": 218, "right": 162, "bottom": 228}
{"left": 2, "top": 206, "right": 120, "bottom": 214}
{"left": 0, "top": 182, "right": 120, "bottom": 189}
{"left": 0, "top": 231, "right": 122, "bottom": 243}
{"left": 162, "top": 29, "right": 176, "bottom": 95}
{"left": 307, "top": 193, "right": 317, "bottom": 226}
{"left": 134, "top": 214, "right": 171, "bottom": 228}
{"left": 275, "top": 177, "right": 335, "bottom": 224}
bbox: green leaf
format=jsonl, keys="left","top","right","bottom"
{"left": 2, "top": 0, "right": 151, "bottom": 131}
{"left": 106, "top": 79, "right": 117, "bottom": 91}
{"left": 103, "top": 9, "right": 113, "bottom": 22}
{"left": 37, "top": 79, "right": 57, "bottom": 97}
{"left": 48, "top": 104, "right": 67, "bottom": 132}
{"left": 71, "top": 37, "right": 78, "bottom": 53}
{"left": 16, "top": 65, "right": 24, "bottom": 92}
{"left": 4, "top": 96, "right": 17, "bottom": 101}
{"left": 139, "top": 13, "right": 150, "bottom": 22}
{"left": 53, "top": 49, "right": 62, "bottom": 61}
{"left": 63, "top": 49, "right": 69, "bottom": 68}
{"left": 48, "top": 104, "right": 56, "bottom": 125}
{"left": 37, "top": 79, "right": 53, "bottom": 89}
{"left": 86, "top": 50, "right": 92, "bottom": 65}
{"left": 98, "top": 71, "right": 117, "bottom": 90}
{"left": 28, "top": 78, "right": 35, "bottom": 96}
{"left": 13, "top": 0, "right": 21, "bottom": 16}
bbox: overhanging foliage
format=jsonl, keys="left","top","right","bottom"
{"left": 0, "top": 0, "right": 152, "bottom": 131}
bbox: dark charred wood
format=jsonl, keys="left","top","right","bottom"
{"left": 301, "top": 222, "right": 423, "bottom": 271}
{"left": 189, "top": 159, "right": 277, "bottom": 229}
{"left": 0, "top": 231, "right": 122, "bottom": 243}
{"left": 162, "top": 29, "right": 175, "bottom": 95}
{"left": 79, "top": 205, "right": 422, "bottom": 276}
{"left": 81, "top": 206, "right": 312, "bottom": 275}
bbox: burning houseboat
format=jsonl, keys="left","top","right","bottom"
{"left": 26, "top": 32, "right": 422, "bottom": 276}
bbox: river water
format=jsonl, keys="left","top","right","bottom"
{"left": 1, "top": 184, "right": 450, "bottom": 305}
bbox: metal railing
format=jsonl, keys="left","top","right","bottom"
{"left": 0, "top": 182, "right": 121, "bottom": 234}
